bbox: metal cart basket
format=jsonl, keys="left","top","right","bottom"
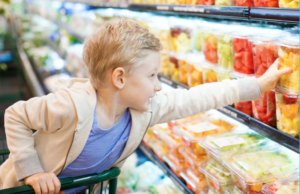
{"left": 0, "top": 138, "right": 120, "bottom": 194}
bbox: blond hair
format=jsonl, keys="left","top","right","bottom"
{"left": 83, "top": 17, "right": 162, "bottom": 89}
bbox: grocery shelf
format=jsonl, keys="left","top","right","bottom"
{"left": 157, "top": 74, "right": 299, "bottom": 153}
{"left": 139, "top": 143, "right": 194, "bottom": 194}
{"left": 46, "top": 39, "right": 66, "bottom": 59}
{"left": 52, "top": 0, "right": 299, "bottom": 23}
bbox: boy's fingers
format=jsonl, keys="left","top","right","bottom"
{"left": 278, "top": 67, "right": 292, "bottom": 76}
{"left": 46, "top": 178, "right": 55, "bottom": 194}
{"left": 52, "top": 175, "right": 61, "bottom": 193}
{"left": 39, "top": 180, "right": 48, "bottom": 194}
{"left": 32, "top": 183, "right": 41, "bottom": 194}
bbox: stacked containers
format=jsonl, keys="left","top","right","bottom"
{"left": 225, "top": 147, "right": 299, "bottom": 194}
{"left": 262, "top": 176, "right": 299, "bottom": 194}
{"left": 251, "top": 34, "right": 280, "bottom": 127}
{"left": 277, "top": 34, "right": 299, "bottom": 93}
{"left": 275, "top": 86, "right": 299, "bottom": 138}
{"left": 180, "top": 168, "right": 208, "bottom": 194}
{"left": 201, "top": 22, "right": 218, "bottom": 66}
{"left": 216, "top": 27, "right": 234, "bottom": 72}
{"left": 225, "top": 186, "right": 243, "bottom": 194}
{"left": 198, "top": 129, "right": 270, "bottom": 193}
{"left": 170, "top": 17, "right": 193, "bottom": 53}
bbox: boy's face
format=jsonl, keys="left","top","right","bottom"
{"left": 122, "top": 51, "right": 162, "bottom": 112}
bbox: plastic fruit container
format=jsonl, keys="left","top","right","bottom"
{"left": 262, "top": 176, "right": 299, "bottom": 194}
{"left": 159, "top": 52, "right": 171, "bottom": 78}
{"left": 199, "top": 160, "right": 234, "bottom": 194}
{"left": 235, "top": 101, "right": 252, "bottom": 116}
{"left": 225, "top": 149, "right": 299, "bottom": 194}
{"left": 252, "top": 91, "right": 276, "bottom": 127}
{"left": 279, "top": 0, "right": 299, "bottom": 7}
{"left": 277, "top": 35, "right": 299, "bottom": 93}
{"left": 174, "top": 112, "right": 242, "bottom": 157}
{"left": 165, "top": 132, "right": 185, "bottom": 160}
{"left": 169, "top": 53, "right": 180, "bottom": 82}
{"left": 179, "top": 146, "right": 208, "bottom": 171}
{"left": 253, "top": 0, "right": 279, "bottom": 7}
{"left": 199, "top": 129, "right": 269, "bottom": 163}
{"left": 151, "top": 140, "right": 168, "bottom": 162}
{"left": 275, "top": 86, "right": 299, "bottom": 138}
{"left": 170, "top": 18, "right": 193, "bottom": 52}
{"left": 217, "top": 33, "right": 234, "bottom": 71}
{"left": 197, "top": 0, "right": 215, "bottom": 5}
{"left": 180, "top": 169, "right": 208, "bottom": 194}
{"left": 143, "top": 128, "right": 155, "bottom": 148}
{"left": 151, "top": 123, "right": 171, "bottom": 141}
{"left": 188, "top": 60, "right": 203, "bottom": 87}
{"left": 179, "top": 57, "right": 189, "bottom": 85}
{"left": 203, "top": 66, "right": 217, "bottom": 84}
{"left": 252, "top": 38, "right": 278, "bottom": 78}
{"left": 164, "top": 154, "right": 186, "bottom": 177}
{"left": 202, "top": 32, "right": 218, "bottom": 65}
{"left": 232, "top": 34, "right": 254, "bottom": 76}
{"left": 225, "top": 186, "right": 243, "bottom": 194}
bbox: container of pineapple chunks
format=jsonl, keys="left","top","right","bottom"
{"left": 198, "top": 129, "right": 270, "bottom": 163}
{"left": 262, "top": 176, "right": 299, "bottom": 194}
{"left": 199, "top": 159, "right": 234, "bottom": 194}
{"left": 173, "top": 110, "right": 246, "bottom": 157}
{"left": 225, "top": 147, "right": 299, "bottom": 194}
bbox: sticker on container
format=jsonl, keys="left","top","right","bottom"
{"left": 213, "top": 136, "right": 246, "bottom": 148}
{"left": 187, "top": 121, "right": 218, "bottom": 133}
{"left": 157, "top": 123, "right": 168, "bottom": 129}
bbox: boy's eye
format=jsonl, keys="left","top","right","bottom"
{"left": 151, "top": 74, "right": 155, "bottom": 77}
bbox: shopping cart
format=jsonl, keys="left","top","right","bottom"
{"left": 0, "top": 138, "right": 121, "bottom": 194}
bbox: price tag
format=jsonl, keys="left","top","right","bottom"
{"left": 213, "top": 135, "right": 246, "bottom": 148}
{"left": 173, "top": 6, "right": 205, "bottom": 13}
{"left": 187, "top": 121, "right": 218, "bottom": 133}
{"left": 176, "top": 85, "right": 187, "bottom": 90}
{"left": 156, "top": 5, "right": 170, "bottom": 10}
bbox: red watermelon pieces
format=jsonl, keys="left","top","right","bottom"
{"left": 236, "top": 0, "right": 254, "bottom": 7}
{"left": 254, "top": 0, "right": 278, "bottom": 7}
{"left": 252, "top": 91, "right": 276, "bottom": 127}
{"left": 253, "top": 41, "right": 278, "bottom": 78}
{"left": 233, "top": 38, "right": 254, "bottom": 75}
{"left": 235, "top": 101, "right": 252, "bottom": 116}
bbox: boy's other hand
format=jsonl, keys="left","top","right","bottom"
{"left": 24, "top": 172, "right": 61, "bottom": 194}
{"left": 257, "top": 58, "right": 292, "bottom": 94}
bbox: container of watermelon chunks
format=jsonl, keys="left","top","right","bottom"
{"left": 235, "top": 0, "right": 254, "bottom": 7}
{"left": 251, "top": 36, "right": 279, "bottom": 127}
{"left": 262, "top": 176, "right": 299, "bottom": 194}
{"left": 225, "top": 147, "right": 299, "bottom": 194}
{"left": 277, "top": 34, "right": 299, "bottom": 93}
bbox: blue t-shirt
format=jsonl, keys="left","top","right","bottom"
{"left": 58, "top": 106, "right": 132, "bottom": 194}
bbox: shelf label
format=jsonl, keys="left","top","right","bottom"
{"left": 173, "top": 6, "right": 205, "bottom": 13}
{"left": 187, "top": 121, "right": 218, "bottom": 133}
{"left": 156, "top": 6, "right": 170, "bottom": 10}
{"left": 213, "top": 135, "right": 246, "bottom": 148}
{"left": 176, "top": 85, "right": 186, "bottom": 90}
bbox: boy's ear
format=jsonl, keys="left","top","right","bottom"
{"left": 112, "top": 67, "right": 125, "bottom": 89}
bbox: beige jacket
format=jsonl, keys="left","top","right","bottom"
{"left": 0, "top": 77, "right": 260, "bottom": 189}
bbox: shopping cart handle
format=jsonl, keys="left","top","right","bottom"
{"left": 0, "top": 168, "right": 120, "bottom": 194}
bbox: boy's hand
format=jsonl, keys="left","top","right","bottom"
{"left": 24, "top": 172, "right": 62, "bottom": 194}
{"left": 257, "top": 59, "right": 292, "bottom": 94}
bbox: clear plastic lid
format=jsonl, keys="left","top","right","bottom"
{"left": 225, "top": 186, "right": 243, "bottom": 194}
{"left": 180, "top": 169, "right": 208, "bottom": 190}
{"left": 274, "top": 84, "right": 299, "bottom": 98}
{"left": 199, "top": 160, "right": 233, "bottom": 185}
{"left": 174, "top": 112, "right": 207, "bottom": 126}
{"left": 173, "top": 109, "right": 247, "bottom": 142}
{"left": 150, "top": 123, "right": 170, "bottom": 141}
{"left": 179, "top": 147, "right": 208, "bottom": 168}
{"left": 262, "top": 175, "right": 299, "bottom": 194}
{"left": 199, "top": 129, "right": 270, "bottom": 162}
{"left": 225, "top": 148, "right": 299, "bottom": 184}
{"left": 276, "top": 33, "right": 299, "bottom": 48}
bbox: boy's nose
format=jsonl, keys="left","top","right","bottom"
{"left": 155, "top": 81, "right": 162, "bottom": 92}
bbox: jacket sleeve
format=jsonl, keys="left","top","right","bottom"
{"left": 4, "top": 90, "right": 74, "bottom": 181}
{"left": 149, "top": 77, "right": 260, "bottom": 126}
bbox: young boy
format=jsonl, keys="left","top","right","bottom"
{"left": 0, "top": 18, "right": 291, "bottom": 194}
